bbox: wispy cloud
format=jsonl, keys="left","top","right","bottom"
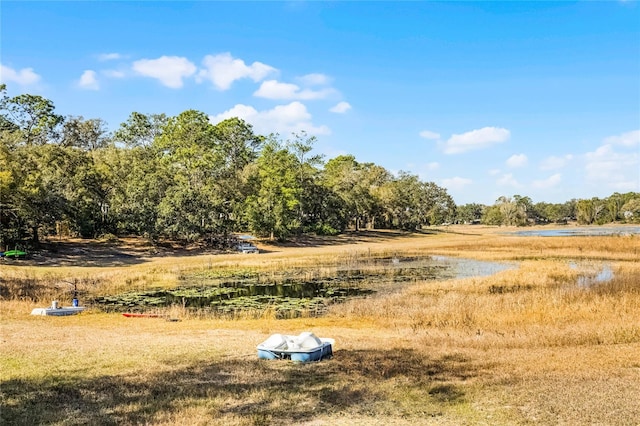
{"left": 330, "top": 101, "right": 351, "bottom": 113}
{"left": 532, "top": 173, "right": 562, "bottom": 189}
{"left": 77, "top": 70, "right": 99, "bottom": 90}
{"left": 581, "top": 130, "right": 640, "bottom": 192}
{"left": 97, "top": 53, "right": 122, "bottom": 61}
{"left": 540, "top": 154, "right": 573, "bottom": 170}
{"left": 297, "top": 73, "right": 331, "bottom": 86}
{"left": 506, "top": 153, "right": 528, "bottom": 168}
{"left": 210, "top": 101, "right": 330, "bottom": 136}
{"left": 197, "top": 53, "right": 276, "bottom": 90}
{"left": 254, "top": 79, "right": 335, "bottom": 100}
{"left": 132, "top": 56, "right": 196, "bottom": 89}
{"left": 426, "top": 162, "right": 440, "bottom": 171}
{"left": 442, "top": 127, "right": 510, "bottom": 154}
{"left": 102, "top": 69, "right": 126, "bottom": 79}
{"left": 496, "top": 173, "right": 521, "bottom": 188}
{"left": 419, "top": 130, "right": 440, "bottom": 140}
{"left": 0, "top": 64, "right": 41, "bottom": 86}
{"left": 603, "top": 129, "right": 640, "bottom": 147}
{"left": 442, "top": 176, "right": 472, "bottom": 190}
{"left": 584, "top": 142, "right": 639, "bottom": 191}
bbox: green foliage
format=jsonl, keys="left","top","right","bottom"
{"left": 61, "top": 116, "right": 110, "bottom": 150}
{"left": 99, "top": 233, "right": 119, "bottom": 243}
{"left": 313, "top": 223, "right": 341, "bottom": 236}
{"left": 323, "top": 155, "right": 399, "bottom": 230}
{"left": 2, "top": 91, "right": 63, "bottom": 145}
{"left": 621, "top": 197, "right": 640, "bottom": 223}
{"left": 481, "top": 205, "right": 504, "bottom": 225}
{"left": 244, "top": 139, "right": 302, "bottom": 240}
{"left": 456, "top": 203, "right": 484, "bottom": 224}
{"left": 112, "top": 112, "right": 167, "bottom": 147}
{"left": 2, "top": 88, "right": 635, "bottom": 246}
{"left": 376, "top": 172, "right": 455, "bottom": 229}
{"left": 93, "top": 145, "right": 170, "bottom": 239}
{"left": 576, "top": 198, "right": 603, "bottom": 225}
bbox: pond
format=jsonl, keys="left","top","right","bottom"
{"left": 513, "top": 225, "right": 640, "bottom": 237}
{"left": 569, "top": 262, "right": 615, "bottom": 287}
{"left": 91, "top": 255, "right": 516, "bottom": 318}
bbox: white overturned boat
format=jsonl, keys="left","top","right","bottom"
{"left": 257, "top": 332, "right": 334, "bottom": 362}
{"left": 31, "top": 301, "right": 86, "bottom": 316}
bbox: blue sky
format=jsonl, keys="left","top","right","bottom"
{"left": 1, "top": 1, "right": 638, "bottom": 205}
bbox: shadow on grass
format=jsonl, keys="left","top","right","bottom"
{"left": 13, "top": 239, "right": 232, "bottom": 268}
{"left": 1, "top": 349, "right": 480, "bottom": 425}
{"left": 415, "top": 228, "right": 486, "bottom": 237}
{"left": 268, "top": 230, "right": 417, "bottom": 248}
{"left": 270, "top": 228, "right": 484, "bottom": 249}
{"left": 13, "top": 240, "right": 151, "bottom": 268}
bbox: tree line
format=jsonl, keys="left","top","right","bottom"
{"left": 457, "top": 192, "right": 639, "bottom": 227}
{"left": 1, "top": 85, "right": 638, "bottom": 250}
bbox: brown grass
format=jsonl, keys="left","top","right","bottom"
{"left": 2, "top": 226, "right": 640, "bottom": 425}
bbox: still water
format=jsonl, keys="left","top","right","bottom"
{"left": 514, "top": 225, "right": 640, "bottom": 237}
{"left": 569, "top": 262, "right": 615, "bottom": 287}
{"left": 92, "top": 255, "right": 516, "bottom": 316}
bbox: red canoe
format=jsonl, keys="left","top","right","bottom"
{"left": 122, "top": 313, "right": 164, "bottom": 318}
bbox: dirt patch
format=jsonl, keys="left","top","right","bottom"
{"left": 262, "top": 230, "right": 420, "bottom": 248}
{"left": 6, "top": 238, "right": 226, "bottom": 268}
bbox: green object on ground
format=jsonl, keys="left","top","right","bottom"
{"left": 3, "top": 250, "right": 27, "bottom": 258}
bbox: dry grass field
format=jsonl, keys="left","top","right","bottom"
{"left": 1, "top": 225, "right": 639, "bottom": 425}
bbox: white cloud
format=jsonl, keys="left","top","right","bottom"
{"left": 532, "top": 173, "right": 562, "bottom": 189}
{"left": 442, "top": 177, "right": 472, "bottom": 190}
{"left": 580, "top": 130, "right": 640, "bottom": 191}
{"left": 540, "top": 154, "right": 573, "bottom": 170}
{"left": 102, "top": 69, "right": 126, "bottom": 79}
{"left": 197, "top": 53, "right": 276, "bottom": 90}
{"left": 330, "top": 101, "right": 351, "bottom": 113}
{"left": 132, "top": 56, "right": 196, "bottom": 88}
{"left": 97, "top": 53, "right": 122, "bottom": 61}
{"left": 77, "top": 70, "right": 99, "bottom": 90}
{"left": 419, "top": 130, "right": 440, "bottom": 140}
{"left": 506, "top": 153, "right": 528, "bottom": 168}
{"left": 254, "top": 79, "right": 335, "bottom": 100}
{"left": 297, "top": 73, "right": 331, "bottom": 86}
{"left": 426, "top": 162, "right": 440, "bottom": 171}
{"left": 584, "top": 143, "right": 639, "bottom": 191}
{"left": 254, "top": 80, "right": 298, "bottom": 99}
{"left": 604, "top": 129, "right": 640, "bottom": 147}
{"left": 496, "top": 173, "right": 521, "bottom": 187}
{"left": 0, "top": 64, "right": 41, "bottom": 86}
{"left": 488, "top": 168, "right": 501, "bottom": 176}
{"left": 210, "top": 101, "right": 330, "bottom": 136}
{"left": 442, "top": 127, "right": 510, "bottom": 154}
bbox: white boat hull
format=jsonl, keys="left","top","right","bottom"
{"left": 257, "top": 332, "right": 334, "bottom": 362}
{"left": 31, "top": 306, "right": 86, "bottom": 316}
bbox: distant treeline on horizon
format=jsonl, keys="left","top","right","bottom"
{"left": 1, "top": 85, "right": 639, "bottom": 248}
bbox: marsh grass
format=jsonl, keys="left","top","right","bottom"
{"left": 332, "top": 259, "right": 640, "bottom": 348}
{"left": 2, "top": 227, "right": 640, "bottom": 424}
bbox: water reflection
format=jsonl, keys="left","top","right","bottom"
{"left": 569, "top": 261, "right": 615, "bottom": 287}
{"left": 577, "top": 264, "right": 614, "bottom": 287}
{"left": 514, "top": 226, "right": 640, "bottom": 237}
{"left": 217, "top": 281, "right": 373, "bottom": 298}
{"left": 430, "top": 256, "right": 515, "bottom": 279}
{"left": 93, "top": 255, "right": 516, "bottom": 315}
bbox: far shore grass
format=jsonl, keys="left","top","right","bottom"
{"left": 2, "top": 225, "right": 639, "bottom": 425}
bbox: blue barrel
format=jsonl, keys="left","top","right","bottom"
{"left": 72, "top": 298, "right": 79, "bottom": 307}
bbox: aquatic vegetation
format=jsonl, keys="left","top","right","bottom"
{"left": 90, "top": 255, "right": 511, "bottom": 317}
{"left": 90, "top": 282, "right": 374, "bottom": 317}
